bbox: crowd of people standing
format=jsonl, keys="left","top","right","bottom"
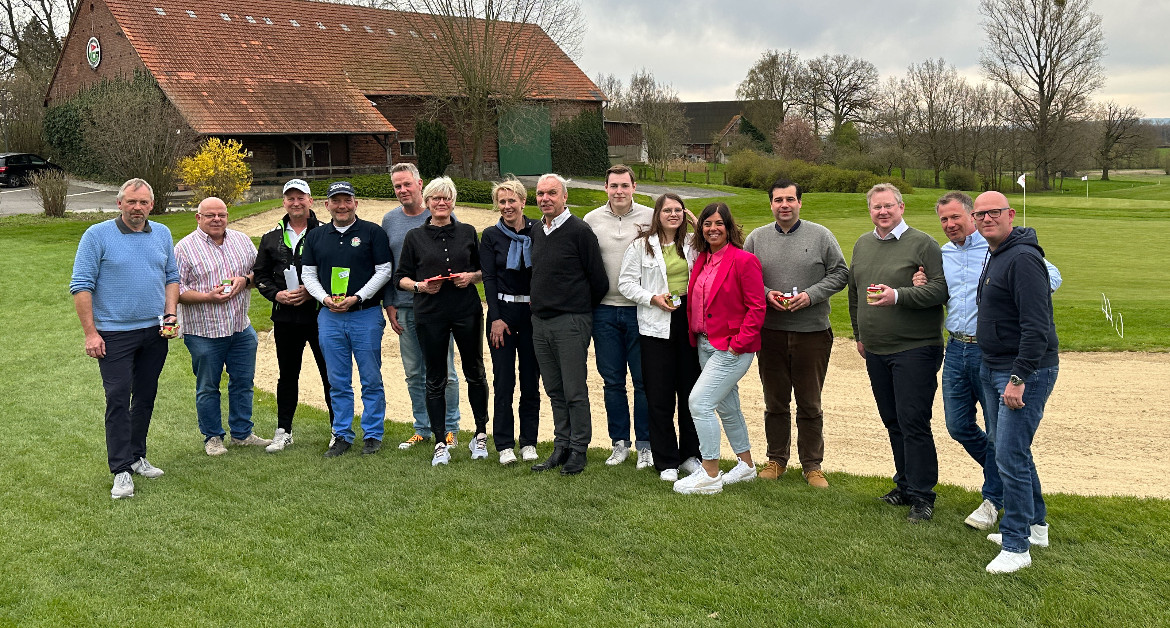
{"left": 71, "top": 164, "right": 1060, "bottom": 574}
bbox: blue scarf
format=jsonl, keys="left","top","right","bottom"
{"left": 498, "top": 219, "right": 531, "bottom": 270}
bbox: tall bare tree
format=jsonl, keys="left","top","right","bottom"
{"left": 736, "top": 49, "right": 801, "bottom": 135}
{"left": 873, "top": 75, "right": 913, "bottom": 178}
{"left": 594, "top": 72, "right": 628, "bottom": 121}
{"left": 388, "top": 0, "right": 584, "bottom": 179}
{"left": 980, "top": 0, "right": 1105, "bottom": 190}
{"left": 1091, "top": 101, "right": 1144, "bottom": 181}
{"left": 905, "top": 58, "right": 965, "bottom": 187}
{"left": 800, "top": 54, "right": 879, "bottom": 140}
{"left": 1, "top": 0, "right": 78, "bottom": 151}
{"left": 623, "top": 69, "right": 688, "bottom": 180}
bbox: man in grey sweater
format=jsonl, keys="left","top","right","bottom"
{"left": 743, "top": 180, "right": 849, "bottom": 488}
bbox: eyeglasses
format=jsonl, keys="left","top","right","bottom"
{"left": 660, "top": 207, "right": 685, "bottom": 215}
{"left": 199, "top": 213, "right": 228, "bottom": 220}
{"left": 870, "top": 203, "right": 899, "bottom": 211}
{"left": 971, "top": 208, "right": 1008, "bottom": 220}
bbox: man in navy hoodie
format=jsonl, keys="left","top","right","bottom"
{"left": 973, "top": 191, "right": 1059, "bottom": 575}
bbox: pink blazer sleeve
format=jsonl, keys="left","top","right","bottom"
{"left": 727, "top": 248, "right": 765, "bottom": 354}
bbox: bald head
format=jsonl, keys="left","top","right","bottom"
{"left": 196, "top": 197, "right": 229, "bottom": 242}
{"left": 973, "top": 191, "right": 1014, "bottom": 249}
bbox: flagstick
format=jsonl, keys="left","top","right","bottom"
{"left": 1021, "top": 182, "right": 1026, "bottom": 227}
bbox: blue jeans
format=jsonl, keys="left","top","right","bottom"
{"left": 184, "top": 327, "right": 257, "bottom": 442}
{"left": 593, "top": 304, "right": 649, "bottom": 449}
{"left": 942, "top": 339, "right": 1003, "bottom": 506}
{"left": 689, "top": 335, "right": 754, "bottom": 460}
{"left": 981, "top": 364, "right": 1058, "bottom": 554}
{"left": 319, "top": 307, "right": 386, "bottom": 443}
{"left": 397, "top": 307, "right": 460, "bottom": 438}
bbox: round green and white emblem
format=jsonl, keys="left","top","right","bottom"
{"left": 87, "top": 37, "right": 101, "bottom": 69}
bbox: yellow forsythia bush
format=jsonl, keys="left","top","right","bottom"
{"left": 179, "top": 138, "right": 253, "bottom": 206}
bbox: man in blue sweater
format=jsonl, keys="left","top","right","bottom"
{"left": 70, "top": 179, "right": 180, "bottom": 500}
{"left": 973, "top": 191, "right": 1059, "bottom": 575}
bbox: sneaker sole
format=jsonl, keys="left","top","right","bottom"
{"left": 723, "top": 472, "right": 757, "bottom": 485}
{"left": 111, "top": 493, "right": 134, "bottom": 500}
{"left": 674, "top": 484, "right": 723, "bottom": 495}
{"left": 964, "top": 515, "right": 996, "bottom": 530}
{"left": 471, "top": 450, "right": 488, "bottom": 460}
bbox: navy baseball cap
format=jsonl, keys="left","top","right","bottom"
{"left": 327, "top": 181, "right": 356, "bottom": 198}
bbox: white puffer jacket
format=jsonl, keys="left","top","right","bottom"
{"left": 617, "top": 233, "right": 697, "bottom": 339}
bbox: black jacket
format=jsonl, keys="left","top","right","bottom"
{"left": 976, "top": 226, "right": 1059, "bottom": 379}
{"left": 253, "top": 211, "right": 324, "bottom": 324}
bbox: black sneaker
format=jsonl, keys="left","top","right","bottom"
{"left": 361, "top": 438, "right": 382, "bottom": 455}
{"left": 879, "top": 488, "right": 910, "bottom": 506}
{"left": 908, "top": 502, "right": 934, "bottom": 523}
{"left": 324, "top": 437, "right": 351, "bottom": 458}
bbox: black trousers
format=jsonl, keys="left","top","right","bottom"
{"left": 639, "top": 301, "right": 701, "bottom": 471}
{"left": 416, "top": 311, "right": 489, "bottom": 439}
{"left": 98, "top": 327, "right": 169, "bottom": 474}
{"left": 864, "top": 344, "right": 943, "bottom": 504}
{"left": 273, "top": 320, "right": 332, "bottom": 432}
{"left": 489, "top": 302, "right": 540, "bottom": 450}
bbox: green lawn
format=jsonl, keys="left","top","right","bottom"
{"left": 2, "top": 195, "right": 1168, "bottom": 626}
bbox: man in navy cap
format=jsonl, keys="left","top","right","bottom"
{"left": 301, "top": 182, "right": 394, "bottom": 457}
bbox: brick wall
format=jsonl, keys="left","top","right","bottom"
{"left": 47, "top": 0, "right": 147, "bottom": 103}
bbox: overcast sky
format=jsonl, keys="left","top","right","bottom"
{"left": 576, "top": 0, "right": 1170, "bottom": 118}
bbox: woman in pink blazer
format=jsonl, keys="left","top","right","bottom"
{"left": 674, "top": 203, "right": 766, "bottom": 495}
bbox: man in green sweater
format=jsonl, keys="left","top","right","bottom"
{"left": 743, "top": 180, "right": 848, "bottom": 488}
{"left": 847, "top": 183, "right": 948, "bottom": 523}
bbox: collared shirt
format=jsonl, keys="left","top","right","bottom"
{"left": 942, "top": 230, "right": 989, "bottom": 335}
{"left": 175, "top": 227, "right": 257, "bottom": 338}
{"left": 689, "top": 246, "right": 727, "bottom": 335}
{"left": 873, "top": 219, "right": 909, "bottom": 241}
{"left": 775, "top": 219, "right": 801, "bottom": 235}
{"left": 542, "top": 208, "right": 571, "bottom": 235}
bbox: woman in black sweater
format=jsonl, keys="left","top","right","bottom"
{"left": 393, "top": 176, "right": 489, "bottom": 466}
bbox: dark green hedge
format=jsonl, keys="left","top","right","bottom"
{"left": 416, "top": 120, "right": 452, "bottom": 178}
{"left": 551, "top": 109, "right": 610, "bottom": 177}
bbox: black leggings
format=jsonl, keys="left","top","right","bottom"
{"left": 416, "top": 311, "right": 490, "bottom": 438}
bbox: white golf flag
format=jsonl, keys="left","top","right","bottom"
{"left": 1082, "top": 175, "right": 1088, "bottom": 181}
{"left": 1017, "top": 173, "right": 1027, "bottom": 188}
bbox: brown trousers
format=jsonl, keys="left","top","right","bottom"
{"left": 757, "top": 327, "right": 833, "bottom": 470}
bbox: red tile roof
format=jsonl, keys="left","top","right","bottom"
{"left": 102, "top": 0, "right": 603, "bottom": 135}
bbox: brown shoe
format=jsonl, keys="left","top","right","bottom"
{"left": 759, "top": 460, "right": 786, "bottom": 480}
{"left": 803, "top": 469, "right": 829, "bottom": 488}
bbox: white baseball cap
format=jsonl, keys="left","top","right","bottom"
{"left": 283, "top": 178, "right": 311, "bottom": 195}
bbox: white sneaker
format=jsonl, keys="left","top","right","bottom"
{"left": 520, "top": 445, "right": 538, "bottom": 461}
{"left": 635, "top": 448, "right": 654, "bottom": 470}
{"left": 964, "top": 499, "right": 999, "bottom": 530}
{"left": 606, "top": 442, "right": 630, "bottom": 466}
{"left": 431, "top": 443, "right": 451, "bottom": 466}
{"left": 266, "top": 428, "right": 293, "bottom": 453}
{"left": 111, "top": 471, "right": 134, "bottom": 499}
{"left": 130, "top": 457, "right": 164, "bottom": 478}
{"left": 499, "top": 449, "right": 517, "bottom": 465}
{"left": 988, "top": 523, "right": 1050, "bottom": 548}
{"left": 470, "top": 433, "right": 489, "bottom": 460}
{"left": 679, "top": 457, "right": 702, "bottom": 475}
{"left": 204, "top": 436, "right": 228, "bottom": 456}
{"left": 986, "top": 549, "right": 1032, "bottom": 574}
{"left": 673, "top": 469, "right": 723, "bottom": 495}
{"left": 660, "top": 468, "right": 679, "bottom": 482}
{"left": 723, "top": 459, "right": 757, "bottom": 485}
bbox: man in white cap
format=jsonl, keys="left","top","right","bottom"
{"left": 253, "top": 179, "right": 333, "bottom": 452}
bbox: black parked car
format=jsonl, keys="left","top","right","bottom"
{"left": 0, "top": 153, "right": 65, "bottom": 187}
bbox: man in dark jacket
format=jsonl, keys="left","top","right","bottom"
{"left": 973, "top": 191, "right": 1059, "bottom": 575}
{"left": 253, "top": 179, "right": 332, "bottom": 452}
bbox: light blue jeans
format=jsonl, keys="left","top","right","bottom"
{"left": 982, "top": 364, "right": 1058, "bottom": 554}
{"left": 397, "top": 307, "right": 460, "bottom": 437}
{"left": 319, "top": 307, "right": 385, "bottom": 443}
{"left": 184, "top": 327, "right": 257, "bottom": 442}
{"left": 689, "top": 335, "right": 754, "bottom": 460}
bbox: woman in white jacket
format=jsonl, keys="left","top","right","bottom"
{"left": 618, "top": 193, "right": 702, "bottom": 482}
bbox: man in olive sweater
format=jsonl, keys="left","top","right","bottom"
{"left": 847, "top": 183, "right": 948, "bottom": 523}
{"left": 743, "top": 180, "right": 848, "bottom": 488}
{"left": 529, "top": 173, "right": 609, "bottom": 475}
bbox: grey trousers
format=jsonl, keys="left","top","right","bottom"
{"left": 532, "top": 312, "right": 593, "bottom": 453}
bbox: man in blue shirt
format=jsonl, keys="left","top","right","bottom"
{"left": 70, "top": 178, "right": 180, "bottom": 499}
{"left": 914, "top": 191, "right": 1061, "bottom": 531}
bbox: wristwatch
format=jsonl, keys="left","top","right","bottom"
{"left": 414, "top": 282, "right": 421, "bottom": 293}
{"left": 1009, "top": 375, "right": 1025, "bottom": 386}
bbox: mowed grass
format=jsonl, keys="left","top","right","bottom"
{"left": 1, "top": 192, "right": 1168, "bottom": 626}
